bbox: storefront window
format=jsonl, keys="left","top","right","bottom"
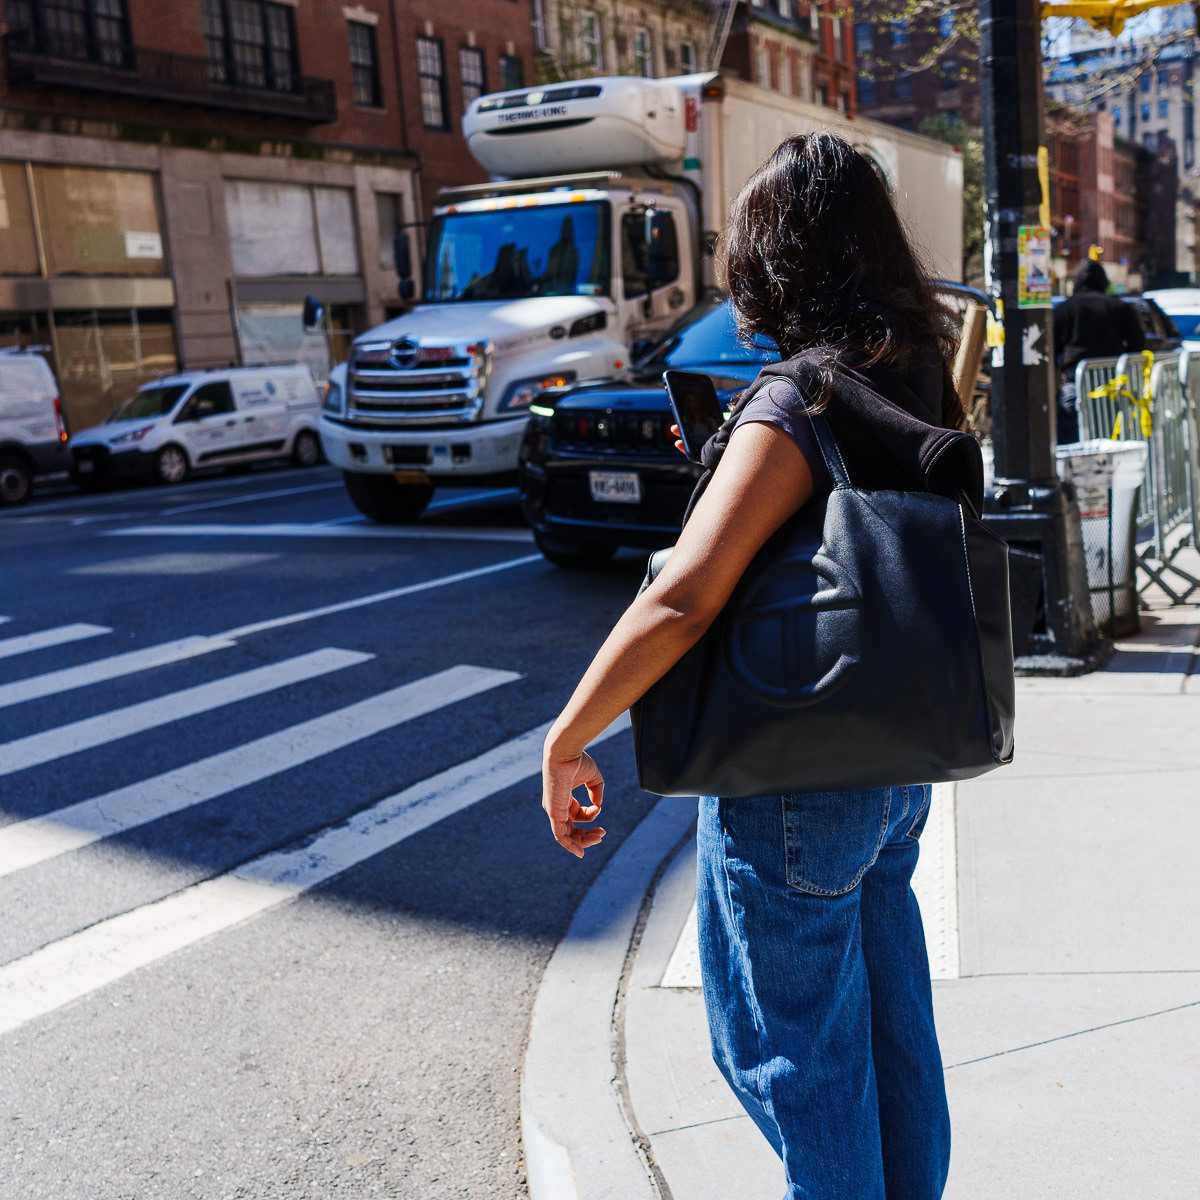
{"left": 225, "top": 180, "right": 358, "bottom": 276}
{"left": 236, "top": 302, "right": 359, "bottom": 381}
{"left": 32, "top": 166, "right": 164, "bottom": 277}
{"left": 0, "top": 163, "right": 39, "bottom": 276}
{"left": 53, "top": 308, "right": 178, "bottom": 431}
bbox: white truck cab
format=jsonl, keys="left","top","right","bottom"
{"left": 0, "top": 348, "right": 70, "bottom": 505}
{"left": 320, "top": 75, "right": 705, "bottom": 523}
{"left": 70, "top": 363, "right": 322, "bottom": 486}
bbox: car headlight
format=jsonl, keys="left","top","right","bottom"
{"left": 109, "top": 424, "right": 156, "bottom": 445}
{"left": 322, "top": 379, "right": 344, "bottom": 415}
{"left": 499, "top": 371, "right": 577, "bottom": 413}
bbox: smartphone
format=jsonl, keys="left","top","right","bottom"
{"left": 662, "top": 370, "right": 724, "bottom": 463}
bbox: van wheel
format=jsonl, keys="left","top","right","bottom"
{"left": 292, "top": 429, "right": 322, "bottom": 467}
{"left": 0, "top": 455, "right": 33, "bottom": 506}
{"left": 343, "top": 472, "right": 433, "bottom": 522}
{"left": 154, "top": 444, "right": 189, "bottom": 485}
{"left": 534, "top": 530, "right": 618, "bottom": 569}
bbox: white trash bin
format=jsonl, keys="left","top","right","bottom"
{"left": 1056, "top": 439, "right": 1149, "bottom": 635}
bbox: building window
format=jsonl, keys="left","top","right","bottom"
{"left": 858, "top": 72, "right": 875, "bottom": 106}
{"left": 855, "top": 22, "right": 873, "bottom": 56}
{"left": 225, "top": 180, "right": 359, "bottom": 277}
{"left": 817, "top": 82, "right": 829, "bottom": 107}
{"left": 941, "top": 58, "right": 957, "bottom": 89}
{"left": 778, "top": 0, "right": 792, "bottom": 19}
{"left": 1141, "top": 102, "right": 1150, "bottom": 122}
{"left": 417, "top": 36, "right": 448, "bottom": 129}
{"left": 376, "top": 193, "right": 404, "bottom": 271}
{"left": 891, "top": 18, "right": 909, "bottom": 49}
{"left": 500, "top": 54, "right": 523, "bottom": 90}
{"left": 756, "top": 42, "right": 770, "bottom": 89}
{"left": 1158, "top": 98, "right": 1168, "bottom": 118}
{"left": 460, "top": 46, "right": 486, "bottom": 110}
{"left": 22, "top": 0, "right": 132, "bottom": 67}
{"left": 837, "top": 89, "right": 849, "bottom": 113}
{"left": 580, "top": 13, "right": 603, "bottom": 70}
{"left": 204, "top": 0, "right": 298, "bottom": 93}
{"left": 1140, "top": 72, "right": 1151, "bottom": 93}
{"left": 832, "top": 17, "right": 844, "bottom": 61}
{"left": 0, "top": 161, "right": 41, "bottom": 276}
{"left": 939, "top": 11, "right": 954, "bottom": 38}
{"left": 894, "top": 72, "right": 912, "bottom": 99}
{"left": 532, "top": 0, "right": 548, "bottom": 52}
{"left": 1113, "top": 105, "right": 1121, "bottom": 124}
{"left": 348, "top": 22, "right": 381, "bottom": 107}
{"left": 679, "top": 42, "right": 696, "bottom": 73}
{"left": 633, "top": 27, "right": 653, "bottom": 77}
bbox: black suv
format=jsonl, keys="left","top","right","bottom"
{"left": 518, "top": 300, "right": 778, "bottom": 567}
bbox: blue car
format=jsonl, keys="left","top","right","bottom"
{"left": 518, "top": 299, "right": 777, "bottom": 567}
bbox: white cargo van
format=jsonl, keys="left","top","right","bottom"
{"left": 0, "top": 348, "right": 70, "bottom": 505}
{"left": 71, "top": 364, "right": 323, "bottom": 485}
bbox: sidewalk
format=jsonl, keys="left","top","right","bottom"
{"left": 522, "top": 556, "right": 1200, "bottom": 1200}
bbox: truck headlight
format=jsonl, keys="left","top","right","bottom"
{"left": 498, "top": 371, "right": 577, "bottom": 413}
{"left": 322, "top": 380, "right": 344, "bottom": 415}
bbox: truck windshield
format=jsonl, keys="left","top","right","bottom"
{"left": 423, "top": 202, "right": 610, "bottom": 302}
{"left": 107, "top": 384, "right": 188, "bottom": 422}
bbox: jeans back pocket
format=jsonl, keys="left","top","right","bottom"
{"left": 782, "top": 788, "right": 893, "bottom": 896}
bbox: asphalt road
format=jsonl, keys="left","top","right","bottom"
{"left": 0, "top": 464, "right": 660, "bottom": 1199}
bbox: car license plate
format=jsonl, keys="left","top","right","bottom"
{"left": 77, "top": 459, "right": 94, "bottom": 474}
{"left": 589, "top": 470, "right": 641, "bottom": 504}
{"left": 393, "top": 469, "right": 430, "bottom": 484}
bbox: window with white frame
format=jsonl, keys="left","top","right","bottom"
{"left": 633, "top": 27, "right": 652, "bottom": 77}
{"left": 755, "top": 40, "right": 770, "bottom": 88}
{"left": 580, "top": 12, "right": 603, "bottom": 70}
{"left": 460, "top": 45, "right": 485, "bottom": 110}
{"left": 778, "top": 0, "right": 791, "bottom": 18}
{"left": 679, "top": 41, "right": 696, "bottom": 73}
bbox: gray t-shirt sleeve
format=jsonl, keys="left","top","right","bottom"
{"left": 737, "top": 378, "right": 831, "bottom": 494}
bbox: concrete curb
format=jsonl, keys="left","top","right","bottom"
{"left": 521, "top": 797, "right": 696, "bottom": 1200}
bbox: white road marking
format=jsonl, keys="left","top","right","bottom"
{"left": 0, "top": 664, "right": 518, "bottom": 879}
{"left": 0, "top": 713, "right": 628, "bottom": 1036}
{"left": 0, "top": 648, "right": 371, "bottom": 779}
{"left": 427, "top": 487, "right": 519, "bottom": 511}
{"left": 222, "top": 554, "right": 543, "bottom": 639}
{"left": 107, "top": 522, "right": 533, "bottom": 544}
{"left": 160, "top": 481, "right": 342, "bottom": 517}
{"left": 0, "top": 623, "right": 111, "bottom": 662}
{"left": 0, "top": 636, "right": 234, "bottom": 711}
{"left": 72, "top": 551, "right": 279, "bottom": 577}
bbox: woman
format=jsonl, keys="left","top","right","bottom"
{"left": 540, "top": 133, "right": 962, "bottom": 1199}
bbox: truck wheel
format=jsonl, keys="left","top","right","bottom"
{"left": 343, "top": 472, "right": 433, "bottom": 522}
{"left": 0, "top": 455, "right": 33, "bottom": 506}
{"left": 534, "top": 530, "right": 618, "bottom": 569}
{"left": 154, "top": 444, "right": 189, "bottom": 485}
{"left": 291, "top": 429, "right": 322, "bottom": 467}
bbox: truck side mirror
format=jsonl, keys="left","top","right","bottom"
{"left": 302, "top": 295, "right": 325, "bottom": 331}
{"left": 394, "top": 231, "right": 416, "bottom": 301}
{"left": 644, "top": 210, "right": 679, "bottom": 292}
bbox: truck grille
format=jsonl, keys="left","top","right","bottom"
{"left": 347, "top": 358, "right": 482, "bottom": 426}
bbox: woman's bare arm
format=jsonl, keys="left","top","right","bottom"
{"left": 541, "top": 419, "right": 816, "bottom": 856}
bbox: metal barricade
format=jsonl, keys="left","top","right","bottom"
{"left": 1070, "top": 350, "right": 1200, "bottom": 604}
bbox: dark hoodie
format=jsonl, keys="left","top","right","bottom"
{"left": 1053, "top": 261, "right": 1144, "bottom": 371}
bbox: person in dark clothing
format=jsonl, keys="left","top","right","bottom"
{"left": 1053, "top": 259, "right": 1145, "bottom": 443}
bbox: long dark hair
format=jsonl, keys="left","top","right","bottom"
{"left": 720, "top": 132, "right": 964, "bottom": 430}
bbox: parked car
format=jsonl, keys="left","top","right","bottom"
{"left": 0, "top": 347, "right": 70, "bottom": 506}
{"left": 70, "top": 364, "right": 324, "bottom": 486}
{"left": 1145, "top": 287, "right": 1200, "bottom": 350}
{"left": 518, "top": 299, "right": 777, "bottom": 566}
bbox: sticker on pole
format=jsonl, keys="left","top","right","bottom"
{"left": 1017, "top": 226, "right": 1052, "bottom": 309}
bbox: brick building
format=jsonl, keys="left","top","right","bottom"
{"left": 722, "top": 0, "right": 857, "bottom": 114}
{"left": 0, "top": 0, "right": 532, "bottom": 430}
{"left": 851, "top": 2, "right": 978, "bottom": 130}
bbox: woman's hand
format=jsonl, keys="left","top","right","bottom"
{"left": 669, "top": 422, "right": 686, "bottom": 456}
{"left": 541, "top": 746, "right": 606, "bottom": 859}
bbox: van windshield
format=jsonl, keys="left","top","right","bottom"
{"left": 423, "top": 202, "right": 610, "bottom": 302}
{"left": 107, "top": 385, "right": 189, "bottom": 423}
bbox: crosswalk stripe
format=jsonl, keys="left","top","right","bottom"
{"left": 0, "top": 623, "right": 110, "bottom": 662}
{"left": 0, "top": 648, "right": 372, "bottom": 779}
{"left": 0, "top": 713, "right": 628, "bottom": 1036}
{"left": 0, "top": 636, "right": 235, "bottom": 711}
{"left": 107, "top": 522, "right": 533, "bottom": 543}
{"left": 0, "top": 664, "right": 519, "bottom": 879}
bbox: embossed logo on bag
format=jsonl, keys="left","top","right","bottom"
{"left": 725, "top": 552, "right": 860, "bottom": 705}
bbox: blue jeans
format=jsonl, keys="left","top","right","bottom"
{"left": 696, "top": 787, "right": 950, "bottom": 1200}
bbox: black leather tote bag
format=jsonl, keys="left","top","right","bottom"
{"left": 630, "top": 408, "right": 1015, "bottom": 798}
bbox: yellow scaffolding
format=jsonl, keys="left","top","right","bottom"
{"left": 1041, "top": 0, "right": 1195, "bottom": 36}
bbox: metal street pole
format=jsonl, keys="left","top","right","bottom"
{"left": 979, "top": 0, "right": 1099, "bottom": 667}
